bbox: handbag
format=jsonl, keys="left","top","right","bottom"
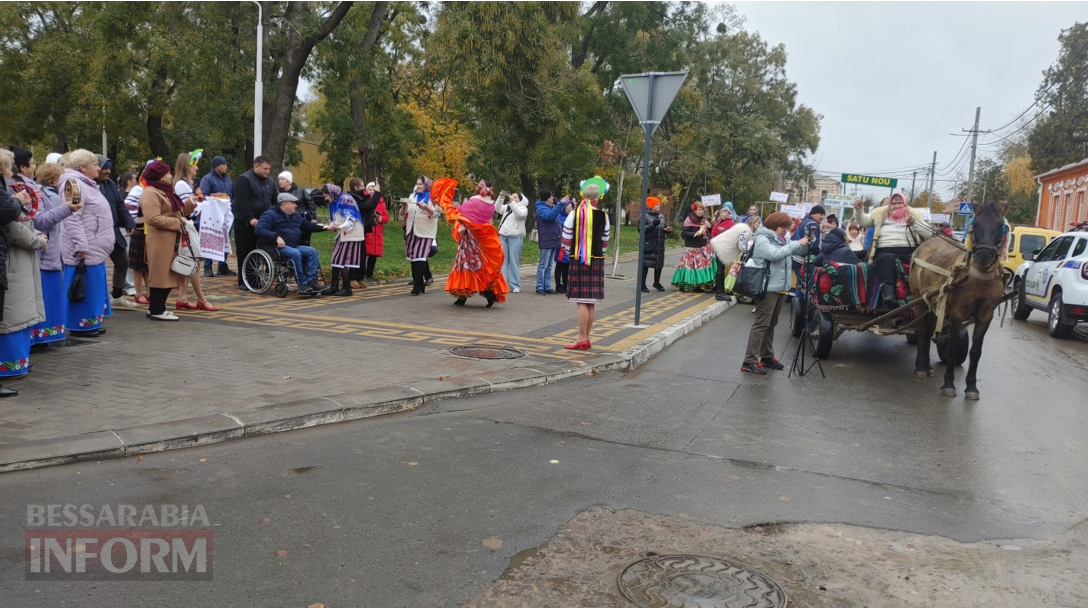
{"left": 67, "top": 260, "right": 87, "bottom": 303}
{"left": 170, "top": 228, "right": 200, "bottom": 277}
{"left": 733, "top": 247, "right": 769, "bottom": 300}
{"left": 179, "top": 218, "right": 201, "bottom": 255}
{"left": 529, "top": 228, "right": 539, "bottom": 243}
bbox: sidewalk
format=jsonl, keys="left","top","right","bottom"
{"left": 0, "top": 251, "right": 731, "bottom": 471}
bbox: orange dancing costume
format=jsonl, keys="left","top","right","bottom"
{"left": 431, "top": 178, "right": 509, "bottom": 304}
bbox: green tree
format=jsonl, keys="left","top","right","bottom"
{"left": 1028, "top": 22, "right": 1088, "bottom": 174}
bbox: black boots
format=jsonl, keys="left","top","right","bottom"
{"left": 410, "top": 261, "right": 427, "bottom": 295}
{"left": 879, "top": 284, "right": 896, "bottom": 308}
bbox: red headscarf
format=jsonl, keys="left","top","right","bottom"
{"left": 143, "top": 160, "right": 185, "bottom": 212}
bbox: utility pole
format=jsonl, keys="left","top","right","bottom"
{"left": 909, "top": 171, "right": 917, "bottom": 203}
{"left": 926, "top": 151, "right": 937, "bottom": 211}
{"left": 964, "top": 106, "right": 983, "bottom": 205}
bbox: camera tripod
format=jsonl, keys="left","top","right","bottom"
{"left": 789, "top": 254, "right": 825, "bottom": 379}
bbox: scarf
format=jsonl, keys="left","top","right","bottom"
{"left": 330, "top": 192, "right": 361, "bottom": 221}
{"left": 146, "top": 179, "right": 186, "bottom": 213}
{"left": 573, "top": 199, "right": 596, "bottom": 265}
{"left": 683, "top": 212, "right": 704, "bottom": 230}
{"left": 459, "top": 195, "right": 495, "bottom": 225}
{"left": 888, "top": 206, "right": 910, "bottom": 225}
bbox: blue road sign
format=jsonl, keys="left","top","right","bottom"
{"left": 958, "top": 202, "right": 973, "bottom": 216}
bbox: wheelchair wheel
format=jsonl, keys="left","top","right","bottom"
{"left": 242, "top": 249, "right": 276, "bottom": 293}
{"left": 274, "top": 282, "right": 289, "bottom": 298}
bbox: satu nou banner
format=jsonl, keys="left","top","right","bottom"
{"left": 841, "top": 173, "right": 898, "bottom": 188}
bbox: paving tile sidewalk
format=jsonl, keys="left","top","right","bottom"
{"left": 0, "top": 250, "right": 729, "bottom": 465}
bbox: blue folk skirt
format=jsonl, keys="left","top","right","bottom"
{"left": 31, "top": 269, "right": 68, "bottom": 344}
{"left": 63, "top": 263, "right": 111, "bottom": 332}
{"left": 0, "top": 327, "right": 33, "bottom": 378}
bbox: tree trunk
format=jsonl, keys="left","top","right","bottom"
{"left": 264, "top": 1, "right": 353, "bottom": 172}
{"left": 347, "top": 2, "right": 390, "bottom": 182}
{"left": 146, "top": 113, "right": 169, "bottom": 159}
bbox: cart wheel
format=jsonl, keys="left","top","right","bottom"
{"left": 274, "top": 282, "right": 289, "bottom": 298}
{"left": 936, "top": 329, "right": 969, "bottom": 365}
{"left": 790, "top": 298, "right": 806, "bottom": 338}
{"left": 810, "top": 310, "right": 835, "bottom": 359}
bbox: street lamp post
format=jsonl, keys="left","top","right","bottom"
{"left": 251, "top": 1, "right": 264, "bottom": 158}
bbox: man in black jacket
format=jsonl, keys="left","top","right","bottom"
{"left": 0, "top": 175, "right": 24, "bottom": 397}
{"left": 232, "top": 156, "right": 276, "bottom": 290}
{"left": 96, "top": 155, "right": 138, "bottom": 308}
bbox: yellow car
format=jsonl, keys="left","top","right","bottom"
{"left": 1005, "top": 225, "right": 1060, "bottom": 275}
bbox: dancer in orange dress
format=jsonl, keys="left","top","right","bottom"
{"left": 431, "top": 178, "right": 509, "bottom": 307}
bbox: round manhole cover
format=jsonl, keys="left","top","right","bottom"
{"left": 618, "top": 554, "right": 787, "bottom": 608}
{"left": 449, "top": 344, "right": 525, "bottom": 360}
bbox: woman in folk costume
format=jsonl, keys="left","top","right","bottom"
{"left": 320, "top": 184, "right": 365, "bottom": 297}
{"left": 430, "top": 178, "right": 508, "bottom": 307}
{"left": 671, "top": 201, "right": 716, "bottom": 292}
{"left": 403, "top": 175, "right": 442, "bottom": 296}
{"left": 562, "top": 177, "right": 611, "bottom": 350}
{"left": 0, "top": 168, "right": 47, "bottom": 381}
{"left": 29, "top": 162, "right": 78, "bottom": 348}
{"left": 851, "top": 192, "right": 930, "bottom": 307}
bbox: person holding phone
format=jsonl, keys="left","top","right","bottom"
{"left": 495, "top": 190, "right": 528, "bottom": 292}
{"left": 671, "top": 201, "right": 716, "bottom": 292}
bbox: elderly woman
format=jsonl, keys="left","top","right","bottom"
{"left": 852, "top": 192, "right": 930, "bottom": 307}
{"left": 30, "top": 163, "right": 79, "bottom": 348}
{"left": 363, "top": 181, "right": 389, "bottom": 282}
{"left": 141, "top": 160, "right": 197, "bottom": 321}
{"left": 433, "top": 178, "right": 508, "bottom": 307}
{"left": 403, "top": 176, "right": 442, "bottom": 295}
{"left": 58, "top": 149, "right": 115, "bottom": 338}
{"left": 0, "top": 149, "right": 47, "bottom": 385}
{"left": 672, "top": 201, "right": 716, "bottom": 292}
{"left": 741, "top": 212, "right": 810, "bottom": 375}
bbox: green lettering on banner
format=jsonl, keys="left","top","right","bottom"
{"left": 841, "top": 173, "right": 898, "bottom": 189}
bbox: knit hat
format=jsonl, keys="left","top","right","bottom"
{"left": 279, "top": 171, "right": 293, "bottom": 183}
{"left": 211, "top": 156, "right": 227, "bottom": 169}
{"left": 143, "top": 160, "right": 171, "bottom": 181}
{"left": 95, "top": 154, "right": 112, "bottom": 170}
{"left": 646, "top": 196, "right": 661, "bottom": 209}
{"left": 809, "top": 205, "right": 826, "bottom": 216}
{"left": 45, "top": 152, "right": 63, "bottom": 164}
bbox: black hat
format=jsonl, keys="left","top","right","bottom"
{"left": 211, "top": 156, "right": 227, "bottom": 169}
{"left": 809, "top": 205, "right": 826, "bottom": 216}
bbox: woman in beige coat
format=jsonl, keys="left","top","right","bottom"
{"left": 139, "top": 160, "right": 196, "bottom": 321}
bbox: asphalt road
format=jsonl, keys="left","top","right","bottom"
{"left": 2, "top": 304, "right": 1086, "bottom": 607}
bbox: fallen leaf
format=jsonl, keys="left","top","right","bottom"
{"left": 137, "top": 455, "right": 143, "bottom": 461}
{"left": 282, "top": 376, "right": 292, "bottom": 380}
{"left": 482, "top": 537, "right": 503, "bottom": 549}
{"left": 261, "top": 518, "right": 271, "bottom": 524}
{"left": 438, "top": 376, "right": 444, "bottom": 381}
{"left": 778, "top": 496, "right": 790, "bottom": 501}
{"left": 276, "top": 550, "right": 288, "bottom": 557}
{"left": 549, "top": 460, "right": 559, "bottom": 464}
{"left": 403, "top": 461, "right": 418, "bottom": 466}
{"left": 90, "top": 407, "right": 97, "bottom": 413}
{"left": 199, "top": 458, "right": 207, "bottom": 463}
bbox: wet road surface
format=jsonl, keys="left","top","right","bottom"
{"left": 1, "top": 305, "right": 1085, "bottom": 607}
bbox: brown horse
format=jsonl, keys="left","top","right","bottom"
{"left": 910, "top": 201, "right": 1008, "bottom": 400}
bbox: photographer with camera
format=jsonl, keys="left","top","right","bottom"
{"left": 741, "top": 212, "right": 810, "bottom": 375}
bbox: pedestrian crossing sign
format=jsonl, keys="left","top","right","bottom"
{"left": 958, "top": 202, "right": 973, "bottom": 216}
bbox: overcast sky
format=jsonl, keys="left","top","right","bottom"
{"left": 731, "top": 1, "right": 1085, "bottom": 201}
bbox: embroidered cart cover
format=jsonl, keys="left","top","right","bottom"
{"left": 805, "top": 261, "right": 913, "bottom": 312}
{"left": 197, "top": 195, "right": 234, "bottom": 262}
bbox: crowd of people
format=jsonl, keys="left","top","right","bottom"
{"left": 1, "top": 142, "right": 950, "bottom": 393}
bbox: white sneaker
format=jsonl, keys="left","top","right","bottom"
{"left": 512, "top": 288, "right": 520, "bottom": 293}
{"left": 112, "top": 297, "right": 139, "bottom": 310}
{"left": 149, "top": 311, "right": 179, "bottom": 321}
{"left": 123, "top": 287, "right": 136, "bottom": 296}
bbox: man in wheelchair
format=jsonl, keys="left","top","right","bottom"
{"left": 255, "top": 193, "right": 327, "bottom": 295}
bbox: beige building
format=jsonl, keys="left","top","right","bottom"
{"left": 784, "top": 176, "right": 843, "bottom": 204}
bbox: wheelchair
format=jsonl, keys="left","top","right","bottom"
{"left": 242, "top": 241, "right": 325, "bottom": 298}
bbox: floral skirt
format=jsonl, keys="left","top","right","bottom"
{"left": 0, "top": 327, "right": 32, "bottom": 378}
{"left": 31, "top": 269, "right": 67, "bottom": 344}
{"left": 63, "top": 262, "right": 111, "bottom": 332}
{"left": 671, "top": 245, "right": 717, "bottom": 291}
{"left": 447, "top": 224, "right": 508, "bottom": 302}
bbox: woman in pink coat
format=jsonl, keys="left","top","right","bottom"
{"left": 59, "top": 150, "right": 116, "bottom": 337}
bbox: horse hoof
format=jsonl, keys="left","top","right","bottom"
{"left": 941, "top": 387, "right": 957, "bottom": 397}
{"left": 914, "top": 370, "right": 928, "bottom": 379}
{"left": 927, "top": 369, "right": 935, "bottom": 378}
{"left": 965, "top": 391, "right": 980, "bottom": 401}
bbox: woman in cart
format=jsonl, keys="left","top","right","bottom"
{"left": 852, "top": 193, "right": 930, "bottom": 308}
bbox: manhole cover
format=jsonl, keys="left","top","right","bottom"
{"left": 449, "top": 344, "right": 525, "bottom": 360}
{"left": 618, "top": 554, "right": 787, "bottom": 608}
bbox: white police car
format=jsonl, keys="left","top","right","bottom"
{"left": 1012, "top": 227, "right": 1088, "bottom": 338}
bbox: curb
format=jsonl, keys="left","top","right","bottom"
{"left": 0, "top": 298, "right": 731, "bottom": 474}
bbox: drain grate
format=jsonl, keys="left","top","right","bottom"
{"left": 449, "top": 344, "right": 525, "bottom": 360}
{"left": 618, "top": 554, "right": 787, "bottom": 608}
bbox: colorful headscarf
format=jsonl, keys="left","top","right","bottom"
{"left": 326, "top": 183, "right": 361, "bottom": 222}
{"left": 475, "top": 179, "right": 493, "bottom": 198}
{"left": 189, "top": 149, "right": 204, "bottom": 166}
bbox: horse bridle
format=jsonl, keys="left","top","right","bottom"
{"left": 963, "top": 220, "right": 1006, "bottom": 281}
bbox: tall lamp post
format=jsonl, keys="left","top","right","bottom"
{"left": 251, "top": 1, "right": 264, "bottom": 158}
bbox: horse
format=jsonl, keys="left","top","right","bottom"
{"left": 909, "top": 201, "right": 1008, "bottom": 400}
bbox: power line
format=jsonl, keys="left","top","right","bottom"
{"left": 985, "top": 33, "right": 1088, "bottom": 135}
